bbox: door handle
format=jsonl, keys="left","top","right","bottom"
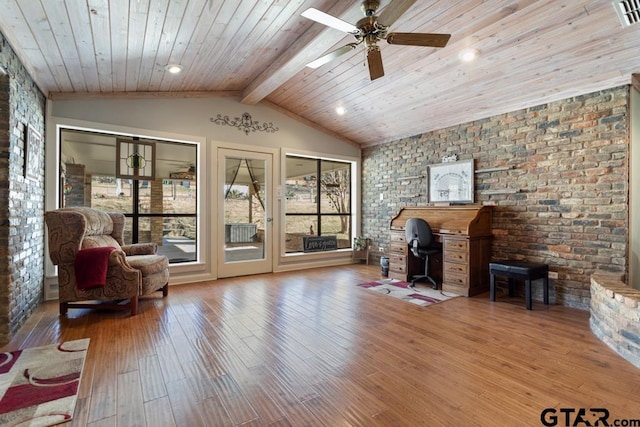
{"left": 266, "top": 218, "right": 273, "bottom": 222}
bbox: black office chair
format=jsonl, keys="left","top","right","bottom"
{"left": 405, "top": 218, "right": 441, "bottom": 289}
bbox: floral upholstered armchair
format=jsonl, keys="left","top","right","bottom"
{"left": 45, "top": 207, "right": 169, "bottom": 315}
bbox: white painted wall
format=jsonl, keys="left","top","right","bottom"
{"left": 45, "top": 96, "right": 361, "bottom": 293}
{"left": 50, "top": 96, "right": 359, "bottom": 156}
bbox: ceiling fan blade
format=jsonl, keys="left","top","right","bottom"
{"left": 377, "top": 0, "right": 417, "bottom": 27}
{"left": 301, "top": 8, "right": 358, "bottom": 33}
{"left": 367, "top": 49, "right": 385, "bottom": 80}
{"left": 306, "top": 43, "right": 358, "bottom": 69}
{"left": 386, "top": 32, "right": 451, "bottom": 47}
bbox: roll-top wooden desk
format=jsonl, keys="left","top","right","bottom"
{"left": 389, "top": 205, "right": 493, "bottom": 297}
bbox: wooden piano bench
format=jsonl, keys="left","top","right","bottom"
{"left": 489, "top": 260, "right": 549, "bottom": 310}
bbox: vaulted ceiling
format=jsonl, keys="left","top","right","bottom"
{"left": 0, "top": 0, "right": 639, "bottom": 147}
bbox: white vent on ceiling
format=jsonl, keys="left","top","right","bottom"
{"left": 613, "top": 0, "right": 640, "bottom": 27}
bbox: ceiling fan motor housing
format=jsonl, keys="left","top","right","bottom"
{"left": 361, "top": 0, "right": 380, "bottom": 16}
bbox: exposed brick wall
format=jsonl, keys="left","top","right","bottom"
{"left": 0, "top": 33, "right": 46, "bottom": 345}
{"left": 362, "top": 87, "right": 629, "bottom": 310}
{"left": 590, "top": 273, "right": 640, "bottom": 368}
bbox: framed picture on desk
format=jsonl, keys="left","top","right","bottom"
{"left": 428, "top": 159, "right": 474, "bottom": 203}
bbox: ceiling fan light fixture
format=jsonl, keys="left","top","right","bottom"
{"left": 165, "top": 64, "right": 183, "bottom": 74}
{"left": 458, "top": 48, "right": 479, "bottom": 62}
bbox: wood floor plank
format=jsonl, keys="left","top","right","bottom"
{"left": 138, "top": 355, "right": 168, "bottom": 402}
{"left": 116, "top": 370, "right": 146, "bottom": 426}
{"left": 86, "top": 416, "right": 116, "bottom": 427}
{"left": 197, "top": 395, "right": 234, "bottom": 426}
{"left": 144, "top": 396, "right": 176, "bottom": 427}
{"left": 165, "top": 377, "right": 208, "bottom": 427}
{"left": 302, "top": 396, "right": 356, "bottom": 427}
{"left": 2, "top": 265, "right": 640, "bottom": 426}
{"left": 86, "top": 327, "right": 118, "bottom": 423}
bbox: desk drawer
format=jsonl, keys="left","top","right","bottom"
{"left": 390, "top": 231, "right": 407, "bottom": 245}
{"left": 389, "top": 242, "right": 407, "bottom": 255}
{"left": 389, "top": 253, "right": 406, "bottom": 265}
{"left": 444, "top": 239, "right": 468, "bottom": 252}
{"left": 445, "top": 271, "right": 468, "bottom": 287}
{"left": 444, "top": 262, "right": 467, "bottom": 275}
{"left": 389, "top": 270, "right": 407, "bottom": 281}
{"left": 445, "top": 251, "right": 468, "bottom": 264}
{"left": 390, "top": 263, "right": 407, "bottom": 275}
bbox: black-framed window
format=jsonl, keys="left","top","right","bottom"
{"left": 59, "top": 128, "right": 198, "bottom": 263}
{"left": 285, "top": 155, "right": 352, "bottom": 253}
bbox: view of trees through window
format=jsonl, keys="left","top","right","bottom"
{"left": 285, "top": 155, "right": 352, "bottom": 253}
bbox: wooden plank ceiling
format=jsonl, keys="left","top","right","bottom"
{"left": 0, "top": 0, "right": 638, "bottom": 147}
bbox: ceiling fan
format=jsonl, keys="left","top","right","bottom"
{"left": 302, "top": 0, "right": 451, "bottom": 80}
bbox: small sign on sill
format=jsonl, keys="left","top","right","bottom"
{"left": 303, "top": 236, "right": 338, "bottom": 252}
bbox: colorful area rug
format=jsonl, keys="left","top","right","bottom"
{"left": 0, "top": 339, "right": 90, "bottom": 427}
{"left": 358, "top": 279, "right": 459, "bottom": 307}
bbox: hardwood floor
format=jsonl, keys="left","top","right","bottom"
{"left": 3, "top": 265, "right": 640, "bottom": 426}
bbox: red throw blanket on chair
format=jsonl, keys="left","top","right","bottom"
{"left": 75, "top": 247, "right": 116, "bottom": 290}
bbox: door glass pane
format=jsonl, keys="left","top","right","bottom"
{"left": 224, "top": 156, "right": 266, "bottom": 262}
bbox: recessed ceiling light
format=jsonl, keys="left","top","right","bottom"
{"left": 458, "top": 48, "right": 479, "bottom": 62}
{"left": 165, "top": 64, "right": 183, "bottom": 74}
{"left": 335, "top": 106, "right": 346, "bottom": 115}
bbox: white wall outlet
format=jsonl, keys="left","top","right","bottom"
{"left": 379, "top": 192, "right": 384, "bottom": 201}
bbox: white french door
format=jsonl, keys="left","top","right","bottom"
{"left": 217, "top": 148, "right": 273, "bottom": 278}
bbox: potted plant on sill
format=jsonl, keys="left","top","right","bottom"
{"left": 352, "top": 237, "right": 370, "bottom": 264}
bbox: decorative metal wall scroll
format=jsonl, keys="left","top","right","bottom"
{"left": 210, "top": 112, "right": 279, "bottom": 135}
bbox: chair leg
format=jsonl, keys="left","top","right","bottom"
{"left": 130, "top": 295, "right": 139, "bottom": 316}
{"left": 490, "top": 274, "right": 496, "bottom": 301}
{"left": 525, "top": 280, "right": 532, "bottom": 310}
{"left": 162, "top": 283, "right": 169, "bottom": 297}
{"left": 425, "top": 255, "right": 437, "bottom": 289}
{"left": 59, "top": 302, "right": 68, "bottom": 315}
